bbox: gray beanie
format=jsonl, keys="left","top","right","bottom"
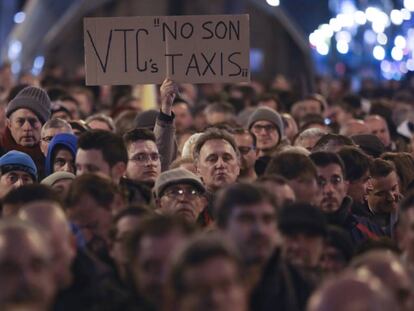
{"left": 247, "top": 107, "right": 284, "bottom": 137}
{"left": 6, "top": 86, "right": 51, "bottom": 124}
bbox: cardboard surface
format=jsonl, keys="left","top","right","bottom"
{"left": 84, "top": 14, "right": 250, "bottom": 85}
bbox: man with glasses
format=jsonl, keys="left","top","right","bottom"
{"left": 232, "top": 128, "right": 258, "bottom": 182}
{"left": 2, "top": 86, "right": 51, "bottom": 176}
{"left": 40, "top": 118, "right": 73, "bottom": 156}
{"left": 123, "top": 128, "right": 161, "bottom": 187}
{"left": 0, "top": 150, "right": 37, "bottom": 199}
{"left": 154, "top": 168, "right": 207, "bottom": 223}
{"left": 310, "top": 151, "right": 384, "bottom": 245}
{"left": 247, "top": 106, "right": 284, "bottom": 157}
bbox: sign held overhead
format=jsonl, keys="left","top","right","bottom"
{"left": 84, "top": 14, "right": 250, "bottom": 85}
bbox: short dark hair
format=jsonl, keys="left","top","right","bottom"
{"left": 265, "top": 152, "right": 317, "bottom": 180}
{"left": 310, "top": 151, "right": 346, "bottom": 178}
{"left": 204, "top": 102, "right": 235, "bottom": 115}
{"left": 109, "top": 205, "right": 151, "bottom": 241}
{"left": 169, "top": 233, "right": 241, "bottom": 297}
{"left": 193, "top": 128, "right": 240, "bottom": 161}
{"left": 256, "top": 174, "right": 289, "bottom": 186}
{"left": 123, "top": 128, "right": 156, "bottom": 149}
{"left": 232, "top": 127, "right": 257, "bottom": 148}
{"left": 214, "top": 183, "right": 277, "bottom": 228}
{"left": 2, "top": 184, "right": 61, "bottom": 216}
{"left": 312, "top": 133, "right": 354, "bottom": 152}
{"left": 78, "top": 130, "right": 128, "bottom": 166}
{"left": 338, "top": 146, "right": 371, "bottom": 182}
{"left": 370, "top": 158, "right": 395, "bottom": 179}
{"left": 65, "top": 174, "right": 119, "bottom": 210}
{"left": 381, "top": 152, "right": 414, "bottom": 194}
{"left": 126, "top": 215, "right": 195, "bottom": 263}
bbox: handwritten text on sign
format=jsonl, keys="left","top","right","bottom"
{"left": 84, "top": 15, "right": 250, "bottom": 85}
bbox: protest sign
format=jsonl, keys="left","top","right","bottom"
{"left": 84, "top": 14, "right": 250, "bottom": 85}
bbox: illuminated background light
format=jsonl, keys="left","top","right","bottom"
{"left": 391, "top": 47, "right": 404, "bottom": 61}
{"left": 373, "top": 45, "right": 385, "bottom": 60}
{"left": 377, "top": 33, "right": 387, "bottom": 45}
{"left": 337, "top": 41, "right": 349, "bottom": 54}
{"left": 364, "top": 29, "right": 377, "bottom": 45}
{"left": 13, "top": 12, "right": 25, "bottom": 24}
{"left": 336, "top": 30, "right": 352, "bottom": 43}
{"left": 266, "top": 0, "right": 280, "bottom": 6}
{"left": 394, "top": 35, "right": 407, "bottom": 49}
{"left": 407, "top": 59, "right": 414, "bottom": 71}
{"left": 404, "top": 0, "right": 414, "bottom": 12}
{"left": 390, "top": 10, "right": 404, "bottom": 25}
{"left": 354, "top": 10, "right": 367, "bottom": 25}
{"left": 316, "top": 43, "right": 329, "bottom": 55}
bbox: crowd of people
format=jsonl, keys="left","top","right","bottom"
{"left": 0, "top": 61, "right": 414, "bottom": 310}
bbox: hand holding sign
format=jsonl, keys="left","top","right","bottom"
{"left": 160, "top": 78, "right": 178, "bottom": 116}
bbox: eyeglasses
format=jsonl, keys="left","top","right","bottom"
{"left": 251, "top": 124, "right": 276, "bottom": 133}
{"left": 238, "top": 146, "right": 254, "bottom": 155}
{"left": 317, "top": 175, "right": 343, "bottom": 188}
{"left": 163, "top": 187, "right": 201, "bottom": 198}
{"left": 129, "top": 153, "right": 160, "bottom": 162}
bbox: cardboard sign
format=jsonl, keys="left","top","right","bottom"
{"left": 84, "top": 14, "right": 250, "bottom": 85}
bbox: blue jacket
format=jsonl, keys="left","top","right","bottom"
{"left": 45, "top": 133, "right": 77, "bottom": 176}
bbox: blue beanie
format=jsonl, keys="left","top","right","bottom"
{"left": 0, "top": 150, "right": 38, "bottom": 181}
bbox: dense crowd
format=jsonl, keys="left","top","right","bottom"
{"left": 0, "top": 61, "right": 414, "bottom": 310}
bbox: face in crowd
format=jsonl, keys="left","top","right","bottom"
{"left": 367, "top": 170, "right": 400, "bottom": 214}
{"left": 0, "top": 223, "right": 56, "bottom": 311}
{"left": 7, "top": 109, "right": 42, "bottom": 147}
{"left": 250, "top": 121, "right": 279, "bottom": 151}
{"left": 175, "top": 254, "right": 247, "bottom": 311}
{"left": 0, "top": 171, "right": 34, "bottom": 199}
{"left": 365, "top": 115, "right": 391, "bottom": 148}
{"left": 224, "top": 199, "right": 279, "bottom": 266}
{"left": 196, "top": 139, "right": 240, "bottom": 192}
{"left": 126, "top": 139, "right": 161, "bottom": 184}
{"left": 233, "top": 132, "right": 257, "bottom": 174}
{"left": 316, "top": 163, "right": 348, "bottom": 213}
{"left": 156, "top": 183, "right": 206, "bottom": 223}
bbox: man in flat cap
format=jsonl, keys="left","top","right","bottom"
{"left": 154, "top": 168, "right": 207, "bottom": 223}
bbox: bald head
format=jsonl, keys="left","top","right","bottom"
{"left": 307, "top": 272, "right": 398, "bottom": 311}
{"left": 19, "top": 201, "right": 69, "bottom": 233}
{"left": 19, "top": 201, "right": 75, "bottom": 289}
{"left": 340, "top": 119, "right": 370, "bottom": 137}
{"left": 364, "top": 115, "right": 391, "bottom": 147}
{"left": 350, "top": 250, "right": 413, "bottom": 310}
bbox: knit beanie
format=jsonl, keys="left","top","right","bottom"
{"left": 0, "top": 150, "right": 38, "bottom": 181}
{"left": 6, "top": 86, "right": 51, "bottom": 124}
{"left": 247, "top": 107, "right": 284, "bottom": 138}
{"left": 41, "top": 171, "right": 75, "bottom": 186}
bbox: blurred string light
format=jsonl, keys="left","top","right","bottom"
{"left": 13, "top": 12, "right": 25, "bottom": 24}
{"left": 309, "top": 0, "right": 414, "bottom": 80}
{"left": 266, "top": 0, "right": 280, "bottom": 7}
{"left": 31, "top": 56, "right": 45, "bottom": 76}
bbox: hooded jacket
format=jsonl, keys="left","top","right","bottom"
{"left": 45, "top": 133, "right": 77, "bottom": 176}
